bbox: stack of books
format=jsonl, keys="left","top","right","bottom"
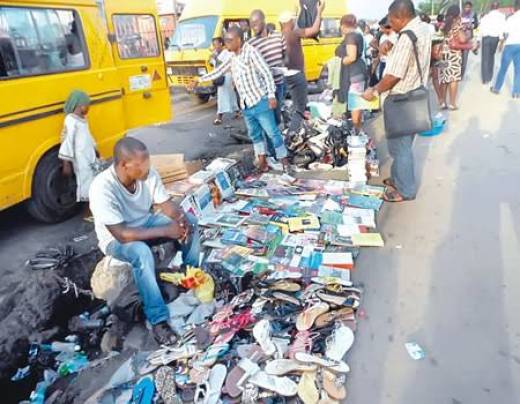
{"left": 347, "top": 135, "right": 368, "bottom": 186}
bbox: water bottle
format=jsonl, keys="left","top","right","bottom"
{"left": 41, "top": 341, "right": 80, "bottom": 353}
{"left": 58, "top": 353, "right": 89, "bottom": 377}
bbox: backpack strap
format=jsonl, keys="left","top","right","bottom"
{"left": 400, "top": 30, "right": 424, "bottom": 85}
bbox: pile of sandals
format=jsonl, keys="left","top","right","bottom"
{"left": 131, "top": 272, "right": 361, "bottom": 403}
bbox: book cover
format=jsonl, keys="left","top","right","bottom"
{"left": 352, "top": 233, "right": 385, "bottom": 247}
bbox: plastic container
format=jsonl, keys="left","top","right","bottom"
{"left": 41, "top": 342, "right": 80, "bottom": 353}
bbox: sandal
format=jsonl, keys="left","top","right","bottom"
{"left": 321, "top": 368, "right": 347, "bottom": 401}
{"left": 325, "top": 325, "right": 354, "bottom": 362}
{"left": 132, "top": 376, "right": 155, "bottom": 404}
{"left": 316, "top": 291, "right": 360, "bottom": 309}
{"left": 268, "top": 281, "right": 301, "bottom": 292}
{"left": 383, "top": 189, "right": 414, "bottom": 203}
{"left": 213, "top": 118, "right": 223, "bottom": 125}
{"left": 248, "top": 371, "right": 298, "bottom": 397}
{"left": 192, "top": 343, "right": 230, "bottom": 368}
{"left": 272, "top": 292, "right": 301, "bottom": 306}
{"left": 297, "top": 371, "right": 319, "bottom": 404}
{"left": 294, "top": 352, "right": 350, "bottom": 374}
{"left": 147, "top": 344, "right": 200, "bottom": 366}
{"left": 314, "top": 308, "right": 355, "bottom": 329}
{"left": 224, "top": 357, "right": 261, "bottom": 398}
{"left": 382, "top": 178, "right": 396, "bottom": 189}
{"left": 265, "top": 359, "right": 317, "bottom": 376}
{"left": 296, "top": 302, "right": 330, "bottom": 331}
{"left": 154, "top": 366, "right": 182, "bottom": 404}
{"left": 288, "top": 330, "right": 320, "bottom": 359}
{"left": 253, "top": 319, "right": 276, "bottom": 356}
{"left": 205, "top": 364, "right": 227, "bottom": 404}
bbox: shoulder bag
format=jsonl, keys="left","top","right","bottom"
{"left": 383, "top": 30, "right": 432, "bottom": 139}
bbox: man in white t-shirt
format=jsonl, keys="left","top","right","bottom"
{"left": 89, "top": 138, "right": 200, "bottom": 345}
{"left": 479, "top": 2, "right": 506, "bottom": 84}
{"left": 491, "top": 0, "right": 520, "bottom": 98}
{"left": 378, "top": 18, "right": 398, "bottom": 79}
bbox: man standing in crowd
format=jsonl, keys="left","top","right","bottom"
{"left": 491, "top": 0, "right": 520, "bottom": 98}
{"left": 362, "top": 0, "right": 432, "bottom": 203}
{"left": 479, "top": 1, "right": 506, "bottom": 85}
{"left": 89, "top": 138, "right": 200, "bottom": 345}
{"left": 460, "top": 1, "right": 479, "bottom": 78}
{"left": 189, "top": 27, "right": 290, "bottom": 173}
{"left": 279, "top": 1, "right": 326, "bottom": 136}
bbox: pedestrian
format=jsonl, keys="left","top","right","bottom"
{"left": 336, "top": 13, "right": 367, "bottom": 132}
{"left": 190, "top": 27, "right": 290, "bottom": 173}
{"left": 58, "top": 90, "right": 98, "bottom": 202}
{"left": 89, "top": 137, "right": 200, "bottom": 345}
{"left": 209, "top": 37, "right": 239, "bottom": 126}
{"left": 460, "top": 1, "right": 479, "bottom": 78}
{"left": 439, "top": 5, "right": 469, "bottom": 111}
{"left": 491, "top": 0, "right": 520, "bottom": 98}
{"left": 377, "top": 17, "right": 398, "bottom": 79}
{"left": 249, "top": 10, "right": 286, "bottom": 124}
{"left": 479, "top": 2, "right": 506, "bottom": 85}
{"left": 279, "top": 1, "right": 326, "bottom": 136}
{"left": 362, "top": 0, "right": 431, "bottom": 203}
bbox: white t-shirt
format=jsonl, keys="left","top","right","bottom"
{"left": 479, "top": 10, "right": 506, "bottom": 39}
{"left": 505, "top": 10, "right": 520, "bottom": 46}
{"left": 89, "top": 165, "right": 170, "bottom": 253}
{"left": 379, "top": 32, "right": 398, "bottom": 63}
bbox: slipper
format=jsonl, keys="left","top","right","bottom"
{"left": 298, "top": 371, "right": 319, "bottom": 404}
{"left": 311, "top": 277, "right": 352, "bottom": 288}
{"left": 324, "top": 285, "right": 363, "bottom": 296}
{"left": 384, "top": 189, "right": 414, "bottom": 203}
{"left": 267, "top": 271, "right": 303, "bottom": 281}
{"left": 248, "top": 371, "right": 298, "bottom": 397}
{"left": 314, "top": 308, "right": 355, "bottom": 329}
{"left": 288, "top": 330, "right": 320, "bottom": 359}
{"left": 326, "top": 325, "right": 354, "bottom": 362}
{"left": 205, "top": 364, "right": 227, "bottom": 404}
{"left": 213, "top": 118, "right": 223, "bottom": 125}
{"left": 316, "top": 291, "right": 360, "bottom": 309}
{"left": 296, "top": 302, "right": 330, "bottom": 331}
{"left": 294, "top": 352, "right": 350, "bottom": 374}
{"left": 253, "top": 319, "right": 277, "bottom": 356}
{"left": 224, "top": 357, "right": 261, "bottom": 398}
{"left": 269, "top": 281, "right": 301, "bottom": 292}
{"left": 132, "top": 376, "right": 155, "bottom": 404}
{"left": 272, "top": 292, "right": 301, "bottom": 306}
{"left": 189, "top": 366, "right": 210, "bottom": 384}
{"left": 192, "top": 343, "right": 230, "bottom": 368}
{"left": 154, "top": 366, "right": 181, "bottom": 404}
{"left": 179, "top": 385, "right": 196, "bottom": 402}
{"left": 322, "top": 368, "right": 347, "bottom": 401}
{"left": 265, "top": 359, "right": 317, "bottom": 376}
{"left": 148, "top": 344, "right": 200, "bottom": 366}
{"left": 236, "top": 344, "right": 267, "bottom": 362}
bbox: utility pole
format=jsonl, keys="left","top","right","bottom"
{"left": 431, "top": 0, "right": 434, "bottom": 15}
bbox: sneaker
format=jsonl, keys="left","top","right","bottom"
{"left": 152, "top": 322, "right": 178, "bottom": 345}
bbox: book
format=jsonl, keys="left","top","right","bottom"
{"left": 214, "top": 171, "right": 235, "bottom": 200}
{"left": 235, "top": 188, "right": 270, "bottom": 198}
{"left": 193, "top": 184, "right": 215, "bottom": 217}
{"left": 347, "top": 194, "right": 383, "bottom": 211}
{"left": 351, "top": 233, "right": 385, "bottom": 247}
{"left": 205, "top": 157, "right": 237, "bottom": 172}
{"left": 214, "top": 214, "right": 246, "bottom": 228}
{"left": 287, "top": 215, "right": 321, "bottom": 233}
{"left": 337, "top": 224, "right": 361, "bottom": 237}
{"left": 164, "top": 179, "right": 197, "bottom": 196}
{"left": 189, "top": 170, "right": 215, "bottom": 185}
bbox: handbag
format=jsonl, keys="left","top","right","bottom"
{"left": 383, "top": 31, "right": 432, "bottom": 139}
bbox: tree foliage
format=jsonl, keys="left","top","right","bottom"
{"left": 417, "top": 0, "right": 513, "bottom": 15}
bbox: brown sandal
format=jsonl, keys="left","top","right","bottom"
{"left": 383, "top": 189, "right": 414, "bottom": 203}
{"left": 382, "top": 178, "right": 396, "bottom": 188}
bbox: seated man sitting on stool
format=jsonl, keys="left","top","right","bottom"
{"left": 89, "top": 137, "right": 200, "bottom": 345}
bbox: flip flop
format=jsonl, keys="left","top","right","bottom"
{"left": 192, "top": 343, "right": 230, "bottom": 368}
{"left": 316, "top": 291, "right": 360, "bottom": 309}
{"left": 269, "top": 281, "right": 301, "bottom": 292}
{"left": 154, "top": 366, "right": 181, "bottom": 404}
{"left": 132, "top": 376, "right": 155, "bottom": 404}
{"left": 288, "top": 330, "right": 320, "bottom": 359}
{"left": 253, "top": 319, "right": 277, "bottom": 356}
{"left": 382, "top": 178, "right": 396, "bottom": 188}
{"left": 314, "top": 308, "right": 355, "bottom": 329}
{"left": 236, "top": 343, "right": 267, "bottom": 362}
{"left": 322, "top": 368, "right": 347, "bottom": 401}
{"left": 148, "top": 344, "right": 200, "bottom": 366}
{"left": 311, "top": 277, "right": 353, "bottom": 288}
{"left": 294, "top": 352, "right": 350, "bottom": 374}
{"left": 297, "top": 371, "right": 319, "bottom": 404}
{"left": 325, "top": 325, "right": 354, "bottom": 362}
{"left": 272, "top": 292, "right": 301, "bottom": 306}
{"left": 383, "top": 189, "right": 415, "bottom": 203}
{"left": 296, "top": 302, "right": 330, "bottom": 331}
{"left": 265, "top": 359, "right": 317, "bottom": 376}
{"left": 248, "top": 371, "right": 298, "bottom": 397}
{"left": 205, "top": 364, "right": 227, "bottom": 404}
{"left": 224, "top": 355, "right": 262, "bottom": 398}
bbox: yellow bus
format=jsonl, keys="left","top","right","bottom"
{"left": 0, "top": 0, "right": 171, "bottom": 222}
{"left": 165, "top": 0, "right": 348, "bottom": 103}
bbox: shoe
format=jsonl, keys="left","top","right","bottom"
{"left": 152, "top": 322, "right": 178, "bottom": 345}
{"left": 513, "top": 94, "right": 520, "bottom": 99}
{"left": 490, "top": 87, "right": 499, "bottom": 95}
{"left": 266, "top": 157, "right": 283, "bottom": 171}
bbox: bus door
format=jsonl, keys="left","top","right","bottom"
{"left": 103, "top": 1, "right": 172, "bottom": 130}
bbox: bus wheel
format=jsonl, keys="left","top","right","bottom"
{"left": 196, "top": 94, "right": 211, "bottom": 104}
{"left": 26, "top": 149, "right": 79, "bottom": 223}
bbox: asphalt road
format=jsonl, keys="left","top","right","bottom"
{"left": 1, "top": 57, "right": 520, "bottom": 403}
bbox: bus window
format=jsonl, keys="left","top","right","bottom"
{"left": 0, "top": 7, "right": 87, "bottom": 78}
{"left": 321, "top": 18, "right": 341, "bottom": 38}
{"left": 113, "top": 14, "right": 159, "bottom": 59}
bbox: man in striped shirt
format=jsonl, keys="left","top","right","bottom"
{"left": 249, "top": 10, "right": 287, "bottom": 127}
{"left": 189, "top": 27, "right": 289, "bottom": 173}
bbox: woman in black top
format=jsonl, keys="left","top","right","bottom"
{"left": 336, "top": 14, "right": 367, "bottom": 132}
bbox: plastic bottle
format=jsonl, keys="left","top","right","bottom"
{"left": 58, "top": 353, "right": 89, "bottom": 376}
{"left": 41, "top": 341, "right": 80, "bottom": 353}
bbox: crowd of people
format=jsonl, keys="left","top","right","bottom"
{"left": 55, "top": 0, "right": 520, "bottom": 345}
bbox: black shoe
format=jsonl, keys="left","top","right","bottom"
{"left": 152, "top": 322, "right": 178, "bottom": 345}
{"left": 490, "top": 87, "right": 500, "bottom": 95}
{"left": 513, "top": 94, "right": 520, "bottom": 99}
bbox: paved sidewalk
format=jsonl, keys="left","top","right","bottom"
{"left": 347, "top": 58, "right": 520, "bottom": 403}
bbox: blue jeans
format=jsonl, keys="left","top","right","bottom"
{"left": 264, "top": 83, "right": 287, "bottom": 157}
{"left": 388, "top": 134, "right": 416, "bottom": 199}
{"left": 243, "top": 97, "right": 288, "bottom": 160}
{"left": 106, "top": 214, "right": 200, "bottom": 325}
{"left": 493, "top": 44, "right": 520, "bottom": 96}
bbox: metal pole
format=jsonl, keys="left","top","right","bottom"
{"left": 431, "top": 0, "right": 434, "bottom": 16}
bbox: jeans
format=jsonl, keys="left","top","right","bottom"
{"left": 493, "top": 44, "right": 520, "bottom": 96}
{"left": 461, "top": 49, "right": 469, "bottom": 79}
{"left": 481, "top": 36, "right": 499, "bottom": 84}
{"left": 378, "top": 61, "right": 387, "bottom": 80}
{"left": 243, "top": 97, "right": 288, "bottom": 160}
{"left": 106, "top": 213, "right": 200, "bottom": 325}
{"left": 286, "top": 72, "right": 308, "bottom": 133}
{"left": 387, "top": 134, "right": 416, "bottom": 199}
{"left": 264, "top": 82, "right": 287, "bottom": 157}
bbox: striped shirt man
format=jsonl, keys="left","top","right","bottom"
{"left": 248, "top": 32, "right": 287, "bottom": 85}
{"left": 385, "top": 17, "right": 432, "bottom": 94}
{"left": 199, "top": 42, "right": 276, "bottom": 109}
